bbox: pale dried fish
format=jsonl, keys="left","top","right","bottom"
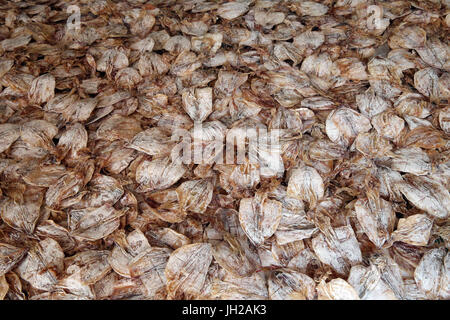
{"left": 211, "top": 270, "right": 268, "bottom": 300}
{"left": 355, "top": 195, "right": 395, "bottom": 248}
{"left": 348, "top": 265, "right": 397, "bottom": 300}
{"left": 0, "top": 0, "right": 448, "bottom": 301}
{"left": 0, "top": 59, "right": 14, "bottom": 78}
{"left": 129, "top": 127, "right": 173, "bottom": 156}
{"left": 371, "top": 110, "right": 405, "bottom": 141}
{"left": 295, "top": 1, "right": 329, "bottom": 17}
{"left": 268, "top": 269, "right": 316, "bottom": 300}
{"left": 212, "top": 236, "right": 259, "bottom": 277}
{"left": 217, "top": 2, "right": 249, "bottom": 20}
{"left": 149, "top": 228, "right": 191, "bottom": 250}
{"left": 182, "top": 87, "right": 213, "bottom": 122}
{"left": 28, "top": 74, "right": 55, "bottom": 105}
{"left": 1, "top": 187, "right": 43, "bottom": 234}
{"left": 96, "top": 114, "right": 142, "bottom": 142}
{"left": 399, "top": 175, "right": 450, "bottom": 219}
{"left": 414, "top": 248, "right": 449, "bottom": 299}
{"left": 45, "top": 171, "right": 85, "bottom": 208}
{"left": 392, "top": 214, "right": 433, "bottom": 246}
{"left": 176, "top": 179, "right": 213, "bottom": 214}
{"left": 0, "top": 124, "right": 20, "bottom": 153}
{"left": 16, "top": 238, "right": 64, "bottom": 291}
{"left": 20, "top": 119, "right": 58, "bottom": 151}
{"left": 165, "top": 243, "right": 212, "bottom": 299}
{"left": 389, "top": 25, "right": 427, "bottom": 49}
{"left": 108, "top": 229, "right": 152, "bottom": 278}
{"left": 0, "top": 35, "right": 31, "bottom": 51}
{"left": 388, "top": 147, "right": 431, "bottom": 175}
{"left": 96, "top": 49, "right": 129, "bottom": 73}
{"left": 326, "top": 107, "right": 372, "bottom": 147}
{"left": 312, "top": 225, "right": 363, "bottom": 276}
{"left": 287, "top": 165, "right": 324, "bottom": 208}
{"left": 135, "top": 157, "right": 186, "bottom": 192}
{"left": 317, "top": 279, "right": 360, "bottom": 300}
{"left": 0, "top": 243, "right": 27, "bottom": 276}
{"left": 35, "top": 220, "right": 76, "bottom": 252}
{"left": 69, "top": 205, "right": 124, "bottom": 241}
{"left": 57, "top": 123, "right": 88, "bottom": 160}
{"left": 238, "top": 197, "right": 282, "bottom": 246}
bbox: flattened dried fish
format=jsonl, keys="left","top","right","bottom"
{"left": 0, "top": 243, "right": 27, "bottom": 276}
{"left": 28, "top": 74, "right": 55, "bottom": 105}
{"left": 392, "top": 214, "right": 433, "bottom": 246}
{"left": 326, "top": 107, "right": 372, "bottom": 147}
{"left": 165, "top": 243, "right": 212, "bottom": 299}
{"left": 69, "top": 205, "right": 124, "bottom": 241}
{"left": 287, "top": 165, "right": 324, "bottom": 208}
{"left": 16, "top": 238, "right": 64, "bottom": 291}
{"left": 414, "top": 248, "right": 448, "bottom": 299}
{"left": 268, "top": 269, "right": 316, "bottom": 300}
{"left": 0, "top": 124, "right": 20, "bottom": 153}
{"left": 176, "top": 179, "right": 213, "bottom": 214}
{"left": 355, "top": 195, "right": 395, "bottom": 248}
{"left": 135, "top": 157, "right": 186, "bottom": 192}
{"left": 0, "top": 0, "right": 448, "bottom": 301}
{"left": 317, "top": 279, "right": 360, "bottom": 300}
{"left": 239, "top": 197, "right": 282, "bottom": 246}
{"left": 399, "top": 175, "right": 450, "bottom": 219}
{"left": 312, "top": 225, "right": 363, "bottom": 276}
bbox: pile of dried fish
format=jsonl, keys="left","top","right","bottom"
{"left": 0, "top": 0, "right": 449, "bottom": 300}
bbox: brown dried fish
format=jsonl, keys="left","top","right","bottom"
{"left": 0, "top": 0, "right": 448, "bottom": 301}
{"left": 0, "top": 243, "right": 27, "bottom": 276}
{"left": 399, "top": 175, "right": 450, "bottom": 219}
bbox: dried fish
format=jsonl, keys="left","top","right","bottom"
{"left": 312, "top": 225, "right": 363, "bottom": 276}
{"left": 217, "top": 2, "right": 248, "bottom": 20}
{"left": 129, "top": 127, "right": 173, "bottom": 156}
{"left": 0, "top": 0, "right": 448, "bottom": 301}
{"left": 317, "top": 279, "right": 360, "bottom": 300}
{"left": 212, "top": 235, "right": 259, "bottom": 277}
{"left": 414, "top": 248, "right": 449, "bottom": 299}
{"left": 16, "top": 238, "right": 64, "bottom": 291}
{"left": 135, "top": 157, "right": 186, "bottom": 192}
{"left": 326, "top": 107, "right": 372, "bottom": 147}
{"left": 96, "top": 114, "right": 142, "bottom": 142}
{"left": 69, "top": 205, "right": 124, "bottom": 241}
{"left": 28, "top": 74, "right": 55, "bottom": 105}
{"left": 0, "top": 124, "right": 20, "bottom": 153}
{"left": 392, "top": 214, "right": 433, "bottom": 246}
{"left": 165, "top": 243, "right": 212, "bottom": 299}
{"left": 355, "top": 195, "right": 395, "bottom": 248}
{"left": 287, "top": 165, "right": 324, "bottom": 208}
{"left": 399, "top": 175, "right": 450, "bottom": 219}
{"left": 1, "top": 187, "right": 43, "bottom": 234}
{"left": 211, "top": 270, "right": 268, "bottom": 300}
{"left": 182, "top": 87, "right": 213, "bottom": 122}
{"left": 239, "top": 196, "right": 282, "bottom": 246}
{"left": 348, "top": 265, "right": 397, "bottom": 300}
{"left": 268, "top": 269, "right": 316, "bottom": 300}
{"left": 0, "top": 243, "right": 27, "bottom": 276}
{"left": 176, "top": 179, "right": 213, "bottom": 214}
